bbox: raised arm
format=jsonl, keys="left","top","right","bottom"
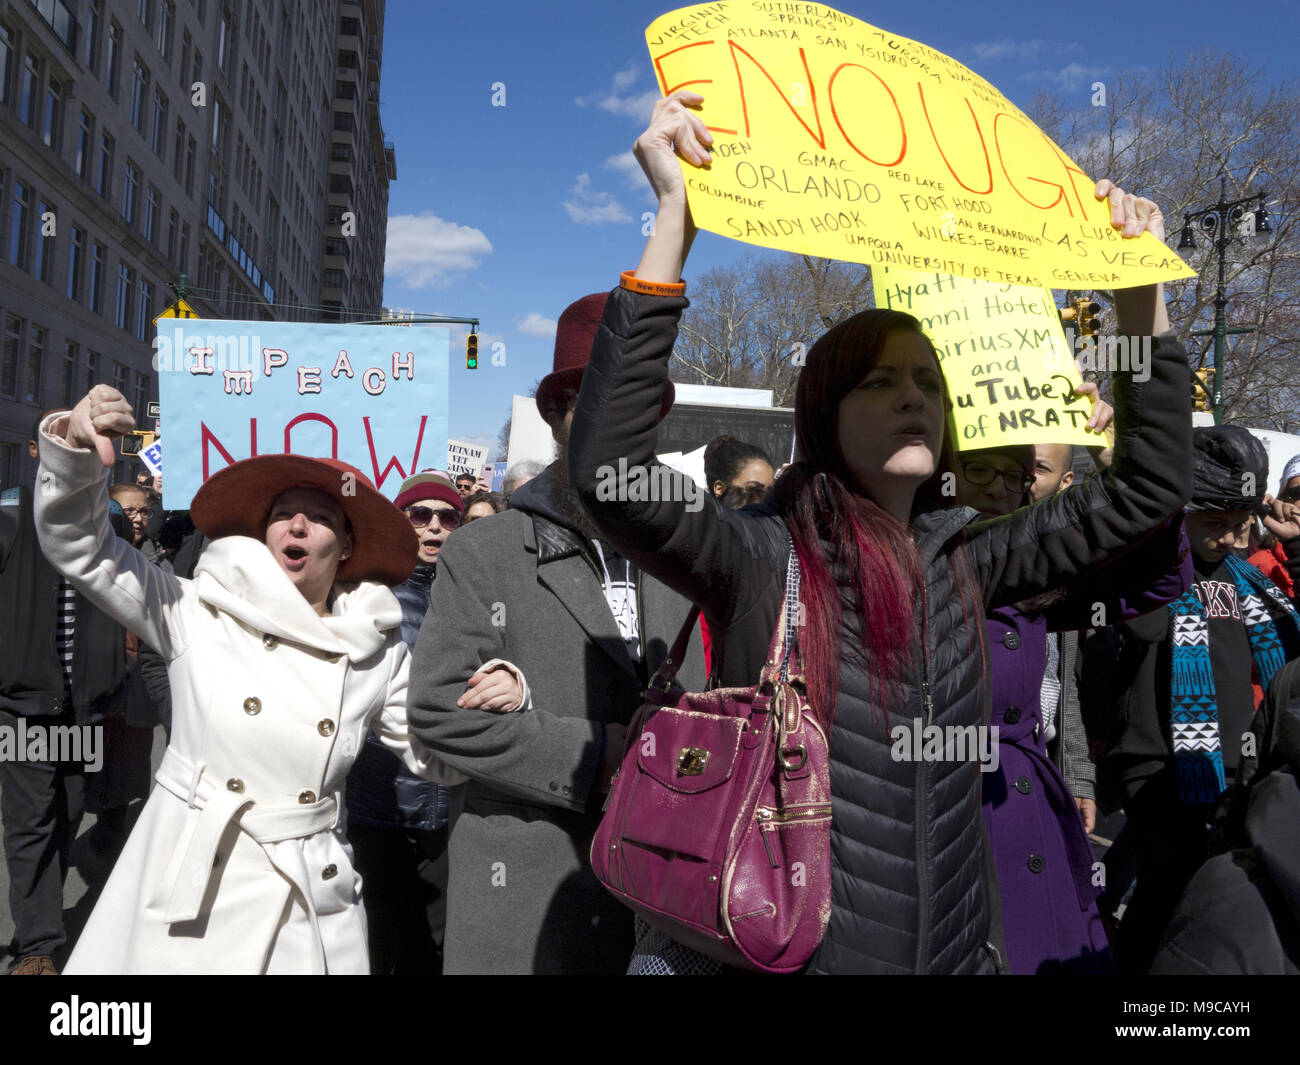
{"left": 969, "top": 184, "right": 1192, "bottom": 606}
{"left": 34, "top": 387, "right": 197, "bottom": 658}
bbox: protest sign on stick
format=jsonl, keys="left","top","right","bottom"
{"left": 446, "top": 439, "right": 491, "bottom": 481}
{"left": 646, "top": 2, "right": 1195, "bottom": 289}
{"left": 873, "top": 267, "right": 1107, "bottom": 451}
{"left": 155, "top": 320, "right": 449, "bottom": 509}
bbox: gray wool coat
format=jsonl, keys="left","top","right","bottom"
{"left": 406, "top": 465, "right": 705, "bottom": 974}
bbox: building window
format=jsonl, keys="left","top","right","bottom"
{"left": 67, "top": 226, "right": 84, "bottom": 301}
{"left": 85, "top": 2, "right": 101, "bottom": 72}
{"left": 151, "top": 88, "right": 168, "bottom": 157}
{"left": 122, "top": 162, "right": 139, "bottom": 224}
{"left": 134, "top": 371, "right": 149, "bottom": 424}
{"left": 113, "top": 360, "right": 129, "bottom": 395}
{"left": 184, "top": 134, "right": 196, "bottom": 194}
{"left": 333, "top": 112, "right": 353, "bottom": 133}
{"left": 20, "top": 52, "right": 39, "bottom": 128}
{"left": 8, "top": 181, "right": 30, "bottom": 269}
{"left": 130, "top": 58, "right": 149, "bottom": 131}
{"left": 138, "top": 0, "right": 153, "bottom": 31}
{"left": 166, "top": 208, "right": 178, "bottom": 262}
{"left": 85, "top": 350, "right": 99, "bottom": 392}
{"left": 179, "top": 30, "right": 190, "bottom": 91}
{"left": 34, "top": 199, "right": 54, "bottom": 284}
{"left": 115, "top": 264, "right": 135, "bottom": 332}
{"left": 76, "top": 110, "right": 93, "bottom": 179}
{"left": 89, "top": 241, "right": 105, "bottom": 313}
{"left": 179, "top": 221, "right": 190, "bottom": 271}
{"left": 218, "top": 8, "right": 233, "bottom": 78}
{"left": 1, "top": 315, "right": 22, "bottom": 397}
{"left": 97, "top": 133, "right": 114, "bottom": 198}
{"left": 42, "top": 79, "right": 61, "bottom": 149}
{"left": 0, "top": 25, "right": 15, "bottom": 108}
{"left": 144, "top": 185, "right": 159, "bottom": 243}
{"left": 136, "top": 280, "right": 153, "bottom": 341}
{"left": 106, "top": 21, "right": 122, "bottom": 98}
{"left": 158, "top": 2, "right": 174, "bottom": 62}
{"left": 211, "top": 96, "right": 227, "bottom": 154}
{"left": 26, "top": 326, "right": 45, "bottom": 405}
{"left": 62, "top": 341, "right": 78, "bottom": 407}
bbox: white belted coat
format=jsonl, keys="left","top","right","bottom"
{"left": 36, "top": 423, "right": 463, "bottom": 974}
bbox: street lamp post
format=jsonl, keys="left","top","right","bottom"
{"left": 1177, "top": 176, "right": 1270, "bottom": 424}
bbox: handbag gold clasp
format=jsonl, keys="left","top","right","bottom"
{"left": 779, "top": 744, "right": 807, "bottom": 771}
{"left": 677, "top": 747, "right": 709, "bottom": 776}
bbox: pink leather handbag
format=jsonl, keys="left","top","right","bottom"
{"left": 591, "top": 549, "right": 832, "bottom": 973}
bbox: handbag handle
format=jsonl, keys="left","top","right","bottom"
{"left": 649, "top": 536, "right": 803, "bottom": 692}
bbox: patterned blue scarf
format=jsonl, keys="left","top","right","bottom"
{"left": 1169, "top": 553, "right": 1300, "bottom": 803}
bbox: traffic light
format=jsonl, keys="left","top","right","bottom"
{"left": 1075, "top": 298, "right": 1101, "bottom": 337}
{"left": 120, "top": 430, "right": 157, "bottom": 455}
{"left": 1191, "top": 367, "right": 1216, "bottom": 412}
{"left": 466, "top": 332, "right": 478, "bottom": 370}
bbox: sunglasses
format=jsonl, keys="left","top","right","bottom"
{"left": 1279, "top": 488, "right": 1300, "bottom": 503}
{"left": 404, "top": 505, "right": 461, "bottom": 530}
{"left": 959, "top": 460, "right": 1034, "bottom": 495}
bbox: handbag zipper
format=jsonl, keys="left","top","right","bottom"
{"left": 757, "top": 805, "right": 833, "bottom": 868}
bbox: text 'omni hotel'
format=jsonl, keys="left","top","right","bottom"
{"left": 0, "top": 0, "right": 397, "bottom": 488}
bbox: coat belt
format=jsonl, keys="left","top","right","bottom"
{"left": 153, "top": 746, "right": 339, "bottom": 926}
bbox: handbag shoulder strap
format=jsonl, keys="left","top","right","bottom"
{"left": 777, "top": 541, "right": 802, "bottom": 683}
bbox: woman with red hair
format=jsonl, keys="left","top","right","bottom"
{"left": 568, "top": 92, "right": 1193, "bottom": 973}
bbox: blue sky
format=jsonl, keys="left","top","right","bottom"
{"left": 378, "top": 0, "right": 1299, "bottom": 457}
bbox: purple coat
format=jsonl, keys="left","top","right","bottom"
{"left": 982, "top": 515, "right": 1192, "bottom": 975}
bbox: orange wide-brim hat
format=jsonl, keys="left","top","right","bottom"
{"left": 190, "top": 454, "right": 418, "bottom": 586}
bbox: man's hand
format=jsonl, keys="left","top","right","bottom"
{"left": 64, "top": 385, "right": 135, "bottom": 467}
{"left": 457, "top": 664, "right": 525, "bottom": 712}
{"left": 1076, "top": 796, "right": 1097, "bottom": 835}
{"left": 1260, "top": 494, "right": 1300, "bottom": 542}
{"left": 1072, "top": 380, "right": 1115, "bottom": 441}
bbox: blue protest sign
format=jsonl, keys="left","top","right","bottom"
{"left": 155, "top": 320, "right": 449, "bottom": 509}
{"left": 139, "top": 440, "right": 164, "bottom": 476}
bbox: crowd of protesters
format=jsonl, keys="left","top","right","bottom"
{"left": 2, "top": 92, "right": 1300, "bottom": 976}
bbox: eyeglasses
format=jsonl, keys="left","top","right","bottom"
{"left": 404, "top": 505, "right": 461, "bottom": 530}
{"left": 1279, "top": 487, "right": 1300, "bottom": 503}
{"left": 959, "top": 461, "right": 1034, "bottom": 495}
{"left": 121, "top": 506, "right": 155, "bottom": 519}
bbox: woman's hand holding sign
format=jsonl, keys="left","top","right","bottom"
{"left": 634, "top": 90, "right": 710, "bottom": 285}
{"left": 1096, "top": 179, "right": 1171, "bottom": 339}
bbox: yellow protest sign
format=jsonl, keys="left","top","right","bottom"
{"left": 873, "top": 267, "right": 1105, "bottom": 450}
{"left": 646, "top": 3, "right": 1195, "bottom": 289}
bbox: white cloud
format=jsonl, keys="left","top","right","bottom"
{"left": 972, "top": 39, "right": 1045, "bottom": 63}
{"left": 562, "top": 173, "right": 632, "bottom": 225}
{"left": 516, "top": 313, "right": 557, "bottom": 337}
{"left": 1020, "top": 63, "right": 1111, "bottom": 93}
{"left": 604, "top": 150, "right": 652, "bottom": 197}
{"left": 384, "top": 213, "right": 492, "bottom": 288}
{"left": 576, "top": 63, "right": 661, "bottom": 122}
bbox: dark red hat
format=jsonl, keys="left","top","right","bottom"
{"left": 534, "top": 293, "right": 674, "bottom": 425}
{"left": 191, "top": 454, "right": 418, "bottom": 586}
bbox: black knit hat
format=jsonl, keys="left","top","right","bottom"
{"left": 1190, "top": 425, "right": 1268, "bottom": 511}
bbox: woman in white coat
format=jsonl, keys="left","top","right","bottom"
{"left": 35, "top": 386, "right": 518, "bottom": 974}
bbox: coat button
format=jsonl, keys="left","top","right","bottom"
{"left": 321, "top": 864, "right": 338, "bottom": 880}
{"left": 299, "top": 790, "right": 316, "bottom": 804}
{"left": 262, "top": 634, "right": 278, "bottom": 649}
{"left": 1027, "top": 853, "right": 1046, "bottom": 874}
{"left": 548, "top": 782, "right": 558, "bottom": 791}
{"left": 317, "top": 719, "right": 335, "bottom": 736}
{"left": 243, "top": 697, "right": 262, "bottom": 715}
{"left": 1014, "top": 776, "right": 1032, "bottom": 795}
{"left": 227, "top": 778, "right": 245, "bottom": 793}
{"left": 1004, "top": 706, "right": 1021, "bottom": 724}
{"left": 1002, "top": 631, "right": 1021, "bottom": 650}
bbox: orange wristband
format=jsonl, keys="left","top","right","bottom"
{"left": 620, "top": 270, "right": 686, "bottom": 297}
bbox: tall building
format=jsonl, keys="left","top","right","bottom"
{"left": 0, "top": 0, "right": 395, "bottom": 489}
